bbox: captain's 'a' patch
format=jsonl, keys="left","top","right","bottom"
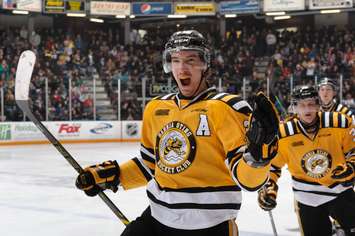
{"left": 196, "top": 114, "right": 211, "bottom": 136}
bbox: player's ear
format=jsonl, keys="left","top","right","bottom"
{"left": 202, "top": 64, "right": 208, "bottom": 73}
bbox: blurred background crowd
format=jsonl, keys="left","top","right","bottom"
{"left": 0, "top": 25, "right": 354, "bottom": 121}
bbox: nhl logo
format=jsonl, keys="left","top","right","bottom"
{"left": 126, "top": 123, "right": 138, "bottom": 137}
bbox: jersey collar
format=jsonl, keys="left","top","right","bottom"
{"left": 296, "top": 113, "right": 321, "bottom": 141}
{"left": 174, "top": 87, "right": 217, "bottom": 109}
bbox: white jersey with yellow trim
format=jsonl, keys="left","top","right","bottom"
{"left": 270, "top": 112, "right": 354, "bottom": 207}
{"left": 118, "top": 87, "right": 270, "bottom": 230}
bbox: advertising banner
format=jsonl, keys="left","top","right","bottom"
{"left": 0, "top": 121, "right": 143, "bottom": 144}
{"left": 219, "top": 0, "right": 259, "bottom": 14}
{"left": 2, "top": 0, "right": 15, "bottom": 9}
{"left": 50, "top": 121, "right": 121, "bottom": 140}
{"left": 90, "top": 1, "right": 130, "bottom": 15}
{"left": 11, "top": 123, "right": 45, "bottom": 140}
{"left": 263, "top": 0, "right": 305, "bottom": 11}
{"left": 65, "top": 0, "right": 85, "bottom": 13}
{"left": 309, "top": 0, "right": 352, "bottom": 9}
{"left": 43, "top": 0, "right": 65, "bottom": 13}
{"left": 15, "top": 0, "right": 41, "bottom": 11}
{"left": 0, "top": 124, "right": 11, "bottom": 141}
{"left": 132, "top": 2, "right": 172, "bottom": 15}
{"left": 175, "top": 2, "right": 216, "bottom": 15}
{"left": 149, "top": 83, "right": 178, "bottom": 96}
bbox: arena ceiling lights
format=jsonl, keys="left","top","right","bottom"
{"left": 90, "top": 18, "right": 104, "bottom": 23}
{"left": 320, "top": 9, "right": 341, "bottom": 14}
{"left": 274, "top": 15, "right": 291, "bottom": 20}
{"left": 12, "top": 10, "right": 29, "bottom": 15}
{"left": 265, "top": 11, "right": 286, "bottom": 16}
{"left": 167, "top": 14, "right": 187, "bottom": 18}
{"left": 67, "top": 12, "right": 86, "bottom": 17}
{"left": 224, "top": 14, "right": 237, "bottom": 18}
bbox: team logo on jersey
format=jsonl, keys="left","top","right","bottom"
{"left": 301, "top": 149, "right": 332, "bottom": 178}
{"left": 155, "top": 121, "right": 196, "bottom": 174}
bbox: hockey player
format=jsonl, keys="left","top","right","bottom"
{"left": 75, "top": 30, "right": 279, "bottom": 236}
{"left": 318, "top": 77, "right": 354, "bottom": 119}
{"left": 258, "top": 85, "right": 355, "bottom": 236}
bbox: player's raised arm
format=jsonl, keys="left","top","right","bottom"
{"left": 234, "top": 92, "right": 280, "bottom": 191}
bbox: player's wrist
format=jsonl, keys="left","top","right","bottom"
{"left": 243, "top": 151, "right": 271, "bottom": 168}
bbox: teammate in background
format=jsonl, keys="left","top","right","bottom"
{"left": 318, "top": 77, "right": 354, "bottom": 119}
{"left": 318, "top": 77, "right": 355, "bottom": 235}
{"left": 258, "top": 86, "right": 355, "bottom": 236}
{"left": 75, "top": 30, "right": 279, "bottom": 236}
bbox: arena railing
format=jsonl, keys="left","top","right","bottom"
{"left": 0, "top": 73, "right": 351, "bottom": 122}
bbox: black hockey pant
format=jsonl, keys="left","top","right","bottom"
{"left": 296, "top": 189, "right": 355, "bottom": 236}
{"left": 121, "top": 206, "right": 238, "bottom": 236}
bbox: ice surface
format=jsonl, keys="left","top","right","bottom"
{"left": 0, "top": 143, "right": 298, "bottom": 235}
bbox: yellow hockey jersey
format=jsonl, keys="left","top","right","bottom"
{"left": 321, "top": 102, "right": 354, "bottom": 119}
{"left": 119, "top": 87, "right": 270, "bottom": 229}
{"left": 270, "top": 112, "right": 354, "bottom": 207}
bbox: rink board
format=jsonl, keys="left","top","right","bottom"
{"left": 0, "top": 121, "right": 141, "bottom": 145}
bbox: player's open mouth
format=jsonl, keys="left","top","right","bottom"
{"left": 180, "top": 77, "right": 191, "bottom": 86}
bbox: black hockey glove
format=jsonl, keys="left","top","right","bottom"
{"left": 258, "top": 180, "right": 278, "bottom": 211}
{"left": 331, "top": 157, "right": 355, "bottom": 187}
{"left": 244, "top": 92, "right": 279, "bottom": 167}
{"left": 76, "top": 160, "right": 120, "bottom": 197}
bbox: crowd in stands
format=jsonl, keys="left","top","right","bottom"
{"left": 0, "top": 24, "right": 354, "bottom": 121}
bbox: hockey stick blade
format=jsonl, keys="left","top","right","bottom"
{"left": 15, "top": 50, "right": 129, "bottom": 226}
{"left": 15, "top": 50, "right": 36, "bottom": 101}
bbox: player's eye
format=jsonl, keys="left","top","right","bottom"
{"left": 171, "top": 58, "right": 181, "bottom": 63}
{"left": 186, "top": 58, "right": 199, "bottom": 65}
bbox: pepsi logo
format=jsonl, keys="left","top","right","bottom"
{"left": 141, "top": 3, "right": 151, "bottom": 14}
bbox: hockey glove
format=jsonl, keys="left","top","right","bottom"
{"left": 76, "top": 160, "right": 120, "bottom": 197}
{"left": 258, "top": 180, "right": 278, "bottom": 211}
{"left": 245, "top": 92, "right": 279, "bottom": 167}
{"left": 331, "top": 158, "right": 355, "bottom": 187}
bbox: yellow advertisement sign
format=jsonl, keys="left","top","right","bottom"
{"left": 175, "top": 3, "right": 215, "bottom": 15}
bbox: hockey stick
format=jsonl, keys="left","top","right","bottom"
{"left": 268, "top": 209, "right": 278, "bottom": 236}
{"left": 267, "top": 77, "right": 288, "bottom": 120}
{"left": 269, "top": 93, "right": 288, "bottom": 120}
{"left": 15, "top": 50, "right": 129, "bottom": 226}
{"left": 265, "top": 76, "right": 280, "bottom": 236}
{"left": 262, "top": 186, "right": 278, "bottom": 236}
